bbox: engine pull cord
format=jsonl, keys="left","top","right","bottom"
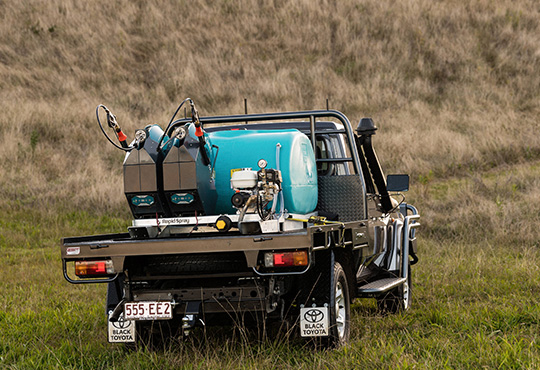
{"left": 96, "top": 105, "right": 132, "bottom": 151}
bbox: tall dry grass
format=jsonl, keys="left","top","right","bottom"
{"left": 0, "top": 0, "right": 539, "bottom": 231}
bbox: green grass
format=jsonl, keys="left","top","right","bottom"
{"left": 3, "top": 155, "right": 540, "bottom": 370}
{"left": 1, "top": 194, "right": 540, "bottom": 369}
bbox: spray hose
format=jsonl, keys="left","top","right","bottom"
{"left": 156, "top": 98, "right": 210, "bottom": 165}
{"left": 158, "top": 98, "right": 192, "bottom": 151}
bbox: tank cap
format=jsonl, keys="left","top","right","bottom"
{"left": 356, "top": 118, "right": 377, "bottom": 136}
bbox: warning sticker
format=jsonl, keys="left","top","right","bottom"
{"left": 230, "top": 168, "right": 242, "bottom": 177}
{"left": 300, "top": 307, "right": 329, "bottom": 337}
{"left": 108, "top": 313, "right": 136, "bottom": 343}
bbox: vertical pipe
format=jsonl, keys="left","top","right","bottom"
{"left": 362, "top": 136, "right": 392, "bottom": 213}
{"left": 275, "top": 143, "right": 284, "bottom": 216}
{"left": 402, "top": 217, "right": 410, "bottom": 280}
{"left": 402, "top": 215, "right": 420, "bottom": 280}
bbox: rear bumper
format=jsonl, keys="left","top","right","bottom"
{"left": 61, "top": 231, "right": 312, "bottom": 284}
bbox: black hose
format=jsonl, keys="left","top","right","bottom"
{"left": 108, "top": 298, "right": 126, "bottom": 322}
{"left": 157, "top": 98, "right": 193, "bottom": 152}
{"left": 257, "top": 193, "right": 271, "bottom": 221}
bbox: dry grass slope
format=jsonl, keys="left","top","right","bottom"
{"left": 1, "top": 0, "right": 540, "bottom": 368}
{"left": 1, "top": 0, "right": 539, "bottom": 213}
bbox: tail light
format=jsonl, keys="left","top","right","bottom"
{"left": 264, "top": 250, "right": 309, "bottom": 268}
{"left": 75, "top": 260, "right": 115, "bottom": 277}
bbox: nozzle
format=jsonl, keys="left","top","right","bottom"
{"left": 117, "top": 130, "right": 128, "bottom": 148}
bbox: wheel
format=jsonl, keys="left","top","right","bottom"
{"left": 328, "top": 261, "right": 351, "bottom": 347}
{"left": 377, "top": 264, "right": 412, "bottom": 314}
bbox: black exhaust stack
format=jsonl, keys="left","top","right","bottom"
{"left": 356, "top": 118, "right": 393, "bottom": 213}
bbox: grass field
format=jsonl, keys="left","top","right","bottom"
{"left": 3, "top": 189, "right": 540, "bottom": 369}
{"left": 1, "top": 0, "right": 540, "bottom": 368}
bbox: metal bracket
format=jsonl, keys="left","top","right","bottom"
{"left": 402, "top": 214, "right": 420, "bottom": 280}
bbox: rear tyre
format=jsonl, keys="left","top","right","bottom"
{"left": 327, "top": 262, "right": 351, "bottom": 347}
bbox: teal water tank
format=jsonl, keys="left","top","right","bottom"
{"left": 200, "top": 129, "right": 318, "bottom": 215}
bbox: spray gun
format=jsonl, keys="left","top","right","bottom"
{"left": 190, "top": 100, "right": 210, "bottom": 166}
{"left": 96, "top": 105, "right": 133, "bottom": 151}
{"left": 104, "top": 107, "right": 128, "bottom": 148}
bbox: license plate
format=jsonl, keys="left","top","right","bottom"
{"left": 124, "top": 301, "right": 172, "bottom": 320}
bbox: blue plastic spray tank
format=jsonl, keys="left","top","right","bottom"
{"left": 191, "top": 125, "right": 318, "bottom": 216}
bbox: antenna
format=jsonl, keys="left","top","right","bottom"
{"left": 244, "top": 98, "right": 248, "bottom": 124}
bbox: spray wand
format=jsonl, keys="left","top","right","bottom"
{"left": 189, "top": 100, "right": 210, "bottom": 166}
{"left": 96, "top": 105, "right": 132, "bottom": 151}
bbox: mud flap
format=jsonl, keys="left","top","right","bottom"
{"left": 297, "top": 249, "right": 333, "bottom": 337}
{"left": 300, "top": 306, "right": 329, "bottom": 337}
{"left": 108, "top": 313, "right": 136, "bottom": 343}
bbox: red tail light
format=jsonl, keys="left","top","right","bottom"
{"left": 264, "top": 251, "right": 308, "bottom": 268}
{"left": 75, "top": 260, "right": 115, "bottom": 277}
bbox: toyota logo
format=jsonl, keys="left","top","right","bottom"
{"left": 111, "top": 314, "right": 132, "bottom": 330}
{"left": 303, "top": 309, "right": 324, "bottom": 323}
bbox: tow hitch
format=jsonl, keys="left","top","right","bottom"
{"left": 182, "top": 301, "right": 203, "bottom": 336}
